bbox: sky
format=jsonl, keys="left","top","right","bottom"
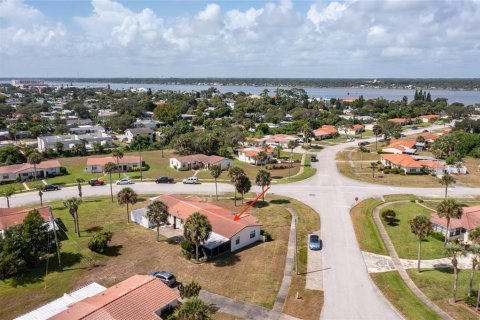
{"left": 0, "top": 0, "right": 479, "bottom": 78}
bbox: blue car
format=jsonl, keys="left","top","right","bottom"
{"left": 308, "top": 234, "right": 322, "bottom": 250}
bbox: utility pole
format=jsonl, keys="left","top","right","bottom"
{"left": 49, "top": 208, "right": 62, "bottom": 272}
{"left": 139, "top": 145, "right": 143, "bottom": 182}
{"left": 295, "top": 218, "right": 299, "bottom": 275}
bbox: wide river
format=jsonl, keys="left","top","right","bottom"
{"left": 4, "top": 80, "right": 480, "bottom": 105}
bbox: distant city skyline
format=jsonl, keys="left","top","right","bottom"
{"left": 1, "top": 0, "right": 479, "bottom": 78}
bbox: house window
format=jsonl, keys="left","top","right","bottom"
{"left": 2, "top": 175, "right": 8, "bottom": 179}
{"left": 250, "top": 230, "right": 256, "bottom": 239}
{"left": 92, "top": 166, "right": 97, "bottom": 171}
{"left": 235, "top": 237, "right": 240, "bottom": 245}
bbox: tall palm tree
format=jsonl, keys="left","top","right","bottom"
{"left": 469, "top": 227, "right": 480, "bottom": 245}
{"left": 146, "top": 201, "right": 170, "bottom": 241}
{"left": 256, "top": 151, "right": 267, "bottom": 168}
{"left": 467, "top": 245, "right": 480, "bottom": 297}
{"left": 104, "top": 162, "right": 118, "bottom": 202}
{"left": 444, "top": 242, "right": 466, "bottom": 302}
{"left": 76, "top": 178, "right": 85, "bottom": 199}
{"left": 256, "top": 169, "right": 271, "bottom": 202}
{"left": 274, "top": 145, "right": 282, "bottom": 159}
{"left": 177, "top": 297, "right": 216, "bottom": 319}
{"left": 1, "top": 185, "right": 16, "bottom": 208}
{"left": 409, "top": 215, "right": 433, "bottom": 272}
{"left": 35, "top": 184, "right": 44, "bottom": 206}
{"left": 438, "top": 174, "right": 456, "bottom": 198}
{"left": 184, "top": 212, "right": 212, "bottom": 261}
{"left": 112, "top": 149, "right": 124, "bottom": 178}
{"left": 370, "top": 161, "right": 379, "bottom": 178}
{"left": 63, "top": 197, "right": 82, "bottom": 237}
{"left": 373, "top": 124, "right": 382, "bottom": 151}
{"left": 436, "top": 199, "right": 463, "bottom": 245}
{"left": 228, "top": 166, "right": 246, "bottom": 207}
{"left": 235, "top": 175, "right": 251, "bottom": 204}
{"left": 209, "top": 164, "right": 222, "bottom": 200}
{"left": 287, "top": 140, "right": 298, "bottom": 178}
{"left": 117, "top": 187, "right": 138, "bottom": 223}
{"left": 27, "top": 152, "right": 43, "bottom": 180}
{"left": 302, "top": 124, "right": 313, "bottom": 148}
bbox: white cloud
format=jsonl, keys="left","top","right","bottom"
{"left": 198, "top": 4, "right": 220, "bottom": 21}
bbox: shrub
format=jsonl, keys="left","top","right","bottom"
{"left": 390, "top": 168, "right": 400, "bottom": 174}
{"left": 260, "top": 229, "right": 273, "bottom": 242}
{"left": 381, "top": 210, "right": 396, "bottom": 225}
{"left": 179, "top": 281, "right": 202, "bottom": 299}
{"left": 383, "top": 168, "right": 391, "bottom": 174}
{"left": 60, "top": 167, "right": 68, "bottom": 175}
{"left": 464, "top": 293, "right": 477, "bottom": 306}
{"left": 181, "top": 240, "right": 195, "bottom": 260}
{"left": 418, "top": 199, "right": 424, "bottom": 203}
{"left": 431, "top": 232, "right": 445, "bottom": 242}
{"left": 88, "top": 231, "right": 113, "bottom": 253}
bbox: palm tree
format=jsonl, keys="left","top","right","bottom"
{"left": 117, "top": 187, "right": 138, "bottom": 223}
{"left": 438, "top": 174, "right": 456, "bottom": 198}
{"left": 370, "top": 161, "right": 379, "bottom": 178}
{"left": 373, "top": 124, "right": 382, "bottom": 151}
{"left": 409, "top": 215, "right": 433, "bottom": 272}
{"left": 287, "top": 140, "right": 298, "bottom": 178}
{"left": 112, "top": 149, "right": 124, "bottom": 178}
{"left": 209, "top": 164, "right": 222, "bottom": 200}
{"left": 176, "top": 297, "right": 216, "bottom": 319}
{"left": 63, "top": 197, "right": 82, "bottom": 237}
{"left": 146, "top": 201, "right": 170, "bottom": 241}
{"left": 274, "top": 145, "right": 282, "bottom": 159}
{"left": 444, "top": 242, "right": 466, "bottom": 302}
{"left": 76, "top": 178, "right": 85, "bottom": 199}
{"left": 469, "top": 227, "right": 480, "bottom": 245}
{"left": 302, "top": 124, "right": 313, "bottom": 148}
{"left": 256, "top": 169, "right": 271, "bottom": 202}
{"left": 235, "top": 175, "right": 251, "bottom": 204}
{"left": 35, "top": 184, "right": 44, "bottom": 206}
{"left": 1, "top": 185, "right": 16, "bottom": 208}
{"left": 104, "top": 162, "right": 118, "bottom": 203}
{"left": 256, "top": 151, "right": 267, "bottom": 168}
{"left": 228, "top": 166, "right": 246, "bottom": 207}
{"left": 184, "top": 212, "right": 212, "bottom": 261}
{"left": 27, "top": 151, "right": 43, "bottom": 180}
{"left": 436, "top": 199, "right": 463, "bottom": 245}
{"left": 467, "top": 245, "right": 480, "bottom": 297}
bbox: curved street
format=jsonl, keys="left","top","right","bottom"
{"left": 2, "top": 125, "right": 476, "bottom": 320}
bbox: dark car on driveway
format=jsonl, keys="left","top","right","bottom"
{"left": 358, "top": 141, "right": 370, "bottom": 147}
{"left": 89, "top": 179, "right": 105, "bottom": 186}
{"left": 155, "top": 176, "right": 174, "bottom": 184}
{"left": 149, "top": 271, "right": 177, "bottom": 287}
{"left": 311, "top": 155, "right": 318, "bottom": 162}
{"left": 44, "top": 184, "right": 60, "bottom": 191}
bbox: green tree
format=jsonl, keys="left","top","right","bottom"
{"left": 255, "top": 150, "right": 268, "bottom": 168}
{"left": 183, "top": 212, "right": 212, "bottom": 261}
{"left": 409, "top": 215, "right": 434, "bottom": 272}
{"left": 54, "top": 142, "right": 64, "bottom": 155}
{"left": 88, "top": 231, "right": 113, "bottom": 253}
{"left": 469, "top": 227, "right": 480, "bottom": 245}
{"left": 438, "top": 174, "right": 456, "bottom": 198}
{"left": 178, "top": 281, "right": 202, "bottom": 299}
{"left": 302, "top": 124, "right": 314, "bottom": 148}
{"left": 1, "top": 185, "right": 16, "bottom": 208}
{"left": 35, "top": 184, "right": 44, "bottom": 206}
{"left": 27, "top": 151, "right": 43, "bottom": 180}
{"left": 431, "top": 134, "right": 458, "bottom": 159}
{"left": 63, "top": 197, "right": 82, "bottom": 237}
{"left": 436, "top": 199, "right": 463, "bottom": 245}
{"left": 235, "top": 175, "right": 251, "bottom": 204}
{"left": 255, "top": 169, "right": 271, "bottom": 202}
{"left": 274, "top": 145, "right": 282, "bottom": 158}
{"left": 112, "top": 149, "right": 124, "bottom": 178}
{"left": 153, "top": 102, "right": 180, "bottom": 125}
{"left": 104, "top": 162, "right": 118, "bottom": 203}
{"left": 146, "top": 201, "right": 170, "bottom": 242}
{"left": 228, "top": 166, "right": 246, "bottom": 206}
{"left": 209, "top": 164, "right": 222, "bottom": 200}
{"left": 370, "top": 161, "right": 379, "bottom": 178}
{"left": 445, "top": 242, "right": 466, "bottom": 302}
{"left": 467, "top": 245, "right": 480, "bottom": 297}
{"left": 76, "top": 178, "right": 85, "bottom": 199}
{"left": 381, "top": 209, "right": 396, "bottom": 225}
{"left": 0, "top": 145, "right": 26, "bottom": 165}
{"left": 287, "top": 140, "right": 298, "bottom": 178}
{"left": 176, "top": 297, "right": 216, "bottom": 320}
{"left": 117, "top": 187, "right": 138, "bottom": 223}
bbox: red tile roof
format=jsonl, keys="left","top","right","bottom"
{"left": 0, "top": 207, "right": 51, "bottom": 230}
{"left": 86, "top": 156, "right": 141, "bottom": 166}
{"left": 384, "top": 139, "right": 417, "bottom": 152}
{"left": 262, "top": 134, "right": 297, "bottom": 144}
{"left": 421, "top": 114, "right": 440, "bottom": 120}
{"left": 0, "top": 160, "right": 61, "bottom": 175}
{"left": 155, "top": 195, "right": 261, "bottom": 239}
{"left": 238, "top": 146, "right": 274, "bottom": 157}
{"left": 431, "top": 205, "right": 480, "bottom": 230}
{"left": 313, "top": 125, "right": 337, "bottom": 137}
{"left": 51, "top": 275, "right": 179, "bottom": 320}
{"left": 382, "top": 154, "right": 444, "bottom": 170}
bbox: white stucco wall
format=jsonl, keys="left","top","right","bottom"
{"left": 230, "top": 226, "right": 262, "bottom": 252}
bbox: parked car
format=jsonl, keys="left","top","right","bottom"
{"left": 311, "top": 155, "right": 318, "bottom": 162}
{"left": 422, "top": 129, "right": 429, "bottom": 133}
{"left": 308, "top": 234, "right": 322, "bottom": 250}
{"left": 155, "top": 176, "right": 174, "bottom": 184}
{"left": 116, "top": 178, "right": 133, "bottom": 185}
{"left": 89, "top": 179, "right": 105, "bottom": 186}
{"left": 358, "top": 141, "right": 370, "bottom": 146}
{"left": 43, "top": 184, "right": 60, "bottom": 191}
{"left": 182, "top": 177, "right": 199, "bottom": 184}
{"left": 346, "top": 138, "right": 355, "bottom": 142}
{"left": 411, "top": 126, "right": 418, "bottom": 130}
{"left": 149, "top": 271, "right": 177, "bottom": 287}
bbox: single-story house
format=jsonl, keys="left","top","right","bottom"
{"left": 170, "top": 154, "right": 232, "bottom": 170}
{"left": 339, "top": 124, "right": 365, "bottom": 136}
{"left": 388, "top": 118, "right": 414, "bottom": 126}
{"left": 431, "top": 205, "right": 480, "bottom": 242}
{"left": 237, "top": 146, "right": 274, "bottom": 165}
{"left": 37, "top": 133, "right": 112, "bottom": 152}
{"left": 131, "top": 195, "right": 262, "bottom": 258}
{"left": 124, "top": 127, "right": 155, "bottom": 144}
{"left": 382, "top": 139, "right": 417, "bottom": 154}
{"left": 381, "top": 154, "right": 445, "bottom": 176}
{"left": 49, "top": 275, "right": 180, "bottom": 320}
{"left": 421, "top": 114, "right": 440, "bottom": 123}
{"left": 313, "top": 125, "right": 338, "bottom": 140}
{"left": 257, "top": 134, "right": 298, "bottom": 148}
{"left": 0, "top": 206, "right": 52, "bottom": 238}
{"left": 415, "top": 133, "right": 441, "bottom": 146}
{"left": 85, "top": 156, "right": 142, "bottom": 173}
{"left": 68, "top": 125, "right": 105, "bottom": 135}
{"left": 0, "top": 160, "right": 62, "bottom": 182}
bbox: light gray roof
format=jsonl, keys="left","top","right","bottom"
{"left": 126, "top": 127, "right": 154, "bottom": 135}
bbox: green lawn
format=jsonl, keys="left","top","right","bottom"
{"left": 408, "top": 269, "right": 480, "bottom": 320}
{"left": 381, "top": 202, "right": 445, "bottom": 259}
{"left": 370, "top": 271, "right": 441, "bottom": 320}
{"left": 350, "top": 198, "right": 388, "bottom": 255}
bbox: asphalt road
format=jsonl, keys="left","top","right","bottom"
{"left": 3, "top": 123, "right": 475, "bottom": 320}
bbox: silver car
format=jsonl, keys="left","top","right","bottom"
{"left": 116, "top": 178, "right": 133, "bottom": 185}
{"left": 149, "top": 271, "right": 176, "bottom": 287}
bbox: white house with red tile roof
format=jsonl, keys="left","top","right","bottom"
{"left": 388, "top": 118, "right": 414, "bottom": 126}
{"left": 0, "top": 160, "right": 61, "bottom": 182}
{"left": 382, "top": 139, "right": 417, "bottom": 154}
{"left": 381, "top": 154, "right": 445, "bottom": 176}
{"left": 431, "top": 205, "right": 480, "bottom": 242}
{"left": 169, "top": 154, "right": 232, "bottom": 170}
{"left": 0, "top": 207, "right": 52, "bottom": 238}
{"left": 85, "top": 156, "right": 142, "bottom": 173}
{"left": 257, "top": 134, "right": 298, "bottom": 148}
{"left": 338, "top": 124, "right": 365, "bottom": 136}
{"left": 50, "top": 275, "right": 180, "bottom": 320}
{"left": 237, "top": 146, "right": 274, "bottom": 165}
{"left": 421, "top": 114, "right": 441, "bottom": 123}
{"left": 313, "top": 125, "right": 338, "bottom": 140}
{"left": 131, "top": 195, "right": 263, "bottom": 257}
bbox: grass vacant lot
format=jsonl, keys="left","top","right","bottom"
{"left": 371, "top": 271, "right": 441, "bottom": 320}
{"left": 408, "top": 269, "right": 480, "bottom": 320}
{"left": 350, "top": 198, "right": 388, "bottom": 255}
{"left": 381, "top": 202, "right": 445, "bottom": 260}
